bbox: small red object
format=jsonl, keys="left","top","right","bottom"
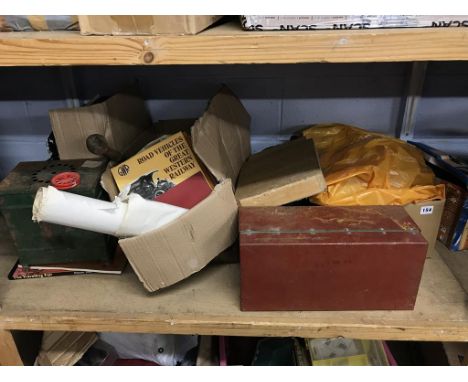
{"left": 50, "top": 172, "right": 81, "bottom": 190}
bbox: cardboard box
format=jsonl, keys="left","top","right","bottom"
{"left": 235, "top": 138, "right": 326, "bottom": 207}
{"left": 102, "top": 87, "right": 251, "bottom": 292}
{"left": 241, "top": 15, "right": 468, "bottom": 31}
{"left": 240, "top": 206, "right": 427, "bottom": 311}
{"left": 49, "top": 93, "right": 152, "bottom": 161}
{"left": 79, "top": 16, "right": 222, "bottom": 36}
{"left": 404, "top": 199, "right": 445, "bottom": 256}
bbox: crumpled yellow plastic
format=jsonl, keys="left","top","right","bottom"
{"left": 302, "top": 123, "right": 445, "bottom": 206}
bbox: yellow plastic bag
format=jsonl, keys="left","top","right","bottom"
{"left": 302, "top": 123, "right": 445, "bottom": 206}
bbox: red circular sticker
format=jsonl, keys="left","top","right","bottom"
{"left": 51, "top": 172, "right": 81, "bottom": 190}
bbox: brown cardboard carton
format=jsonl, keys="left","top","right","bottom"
{"left": 404, "top": 199, "right": 445, "bottom": 256}
{"left": 235, "top": 138, "right": 326, "bottom": 207}
{"left": 102, "top": 87, "right": 251, "bottom": 292}
{"left": 119, "top": 180, "right": 238, "bottom": 291}
{"left": 49, "top": 93, "right": 152, "bottom": 160}
{"left": 78, "top": 16, "right": 222, "bottom": 36}
{"left": 191, "top": 88, "right": 251, "bottom": 183}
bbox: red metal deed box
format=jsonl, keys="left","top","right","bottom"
{"left": 239, "top": 206, "right": 427, "bottom": 311}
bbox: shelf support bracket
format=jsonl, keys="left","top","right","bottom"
{"left": 397, "top": 61, "right": 428, "bottom": 141}
{"left": 0, "top": 330, "right": 24, "bottom": 366}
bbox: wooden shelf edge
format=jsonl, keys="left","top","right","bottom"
{"left": 0, "top": 242, "right": 467, "bottom": 341}
{"left": 1, "top": 312, "right": 467, "bottom": 341}
{"left": 2, "top": 23, "right": 468, "bottom": 66}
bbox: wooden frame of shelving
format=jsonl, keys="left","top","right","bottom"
{"left": 1, "top": 20, "right": 468, "bottom": 365}
{"left": 1, "top": 21, "right": 468, "bottom": 66}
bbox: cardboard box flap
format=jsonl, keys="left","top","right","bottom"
{"left": 50, "top": 103, "right": 107, "bottom": 160}
{"left": 192, "top": 87, "right": 251, "bottom": 185}
{"left": 118, "top": 179, "right": 238, "bottom": 292}
{"left": 49, "top": 93, "right": 151, "bottom": 161}
{"left": 103, "top": 93, "right": 152, "bottom": 152}
{"left": 79, "top": 16, "right": 222, "bottom": 35}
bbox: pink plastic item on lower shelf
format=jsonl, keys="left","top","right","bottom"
{"left": 383, "top": 342, "right": 398, "bottom": 366}
{"left": 219, "top": 337, "right": 227, "bottom": 366}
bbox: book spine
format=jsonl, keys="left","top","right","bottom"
{"left": 460, "top": 222, "right": 468, "bottom": 251}
{"left": 450, "top": 198, "right": 468, "bottom": 251}
{"left": 438, "top": 182, "right": 464, "bottom": 247}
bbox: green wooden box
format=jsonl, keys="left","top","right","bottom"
{"left": 0, "top": 160, "right": 116, "bottom": 267}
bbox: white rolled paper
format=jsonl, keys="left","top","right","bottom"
{"left": 115, "top": 193, "right": 188, "bottom": 237}
{"left": 32, "top": 186, "right": 187, "bottom": 238}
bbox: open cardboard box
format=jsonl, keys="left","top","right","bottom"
{"left": 101, "top": 87, "right": 251, "bottom": 292}
{"left": 49, "top": 93, "right": 153, "bottom": 161}
{"left": 404, "top": 199, "right": 445, "bottom": 257}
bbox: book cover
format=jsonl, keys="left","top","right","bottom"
{"left": 111, "top": 131, "right": 214, "bottom": 209}
{"left": 9, "top": 263, "right": 89, "bottom": 280}
{"left": 30, "top": 247, "right": 127, "bottom": 275}
{"left": 155, "top": 172, "right": 213, "bottom": 209}
{"left": 9, "top": 247, "right": 127, "bottom": 280}
{"left": 438, "top": 181, "right": 465, "bottom": 247}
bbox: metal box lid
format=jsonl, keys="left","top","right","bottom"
{"left": 239, "top": 205, "right": 427, "bottom": 245}
{"left": 0, "top": 159, "right": 106, "bottom": 198}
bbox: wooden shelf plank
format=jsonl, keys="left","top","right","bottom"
{"left": 0, "top": 244, "right": 467, "bottom": 341}
{"left": 2, "top": 22, "right": 468, "bottom": 66}
{"left": 437, "top": 241, "right": 468, "bottom": 295}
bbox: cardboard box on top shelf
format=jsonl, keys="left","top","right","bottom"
{"left": 78, "top": 16, "right": 222, "bottom": 36}
{"left": 241, "top": 15, "right": 468, "bottom": 31}
{"left": 101, "top": 87, "right": 250, "bottom": 292}
{"left": 49, "top": 92, "right": 152, "bottom": 161}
